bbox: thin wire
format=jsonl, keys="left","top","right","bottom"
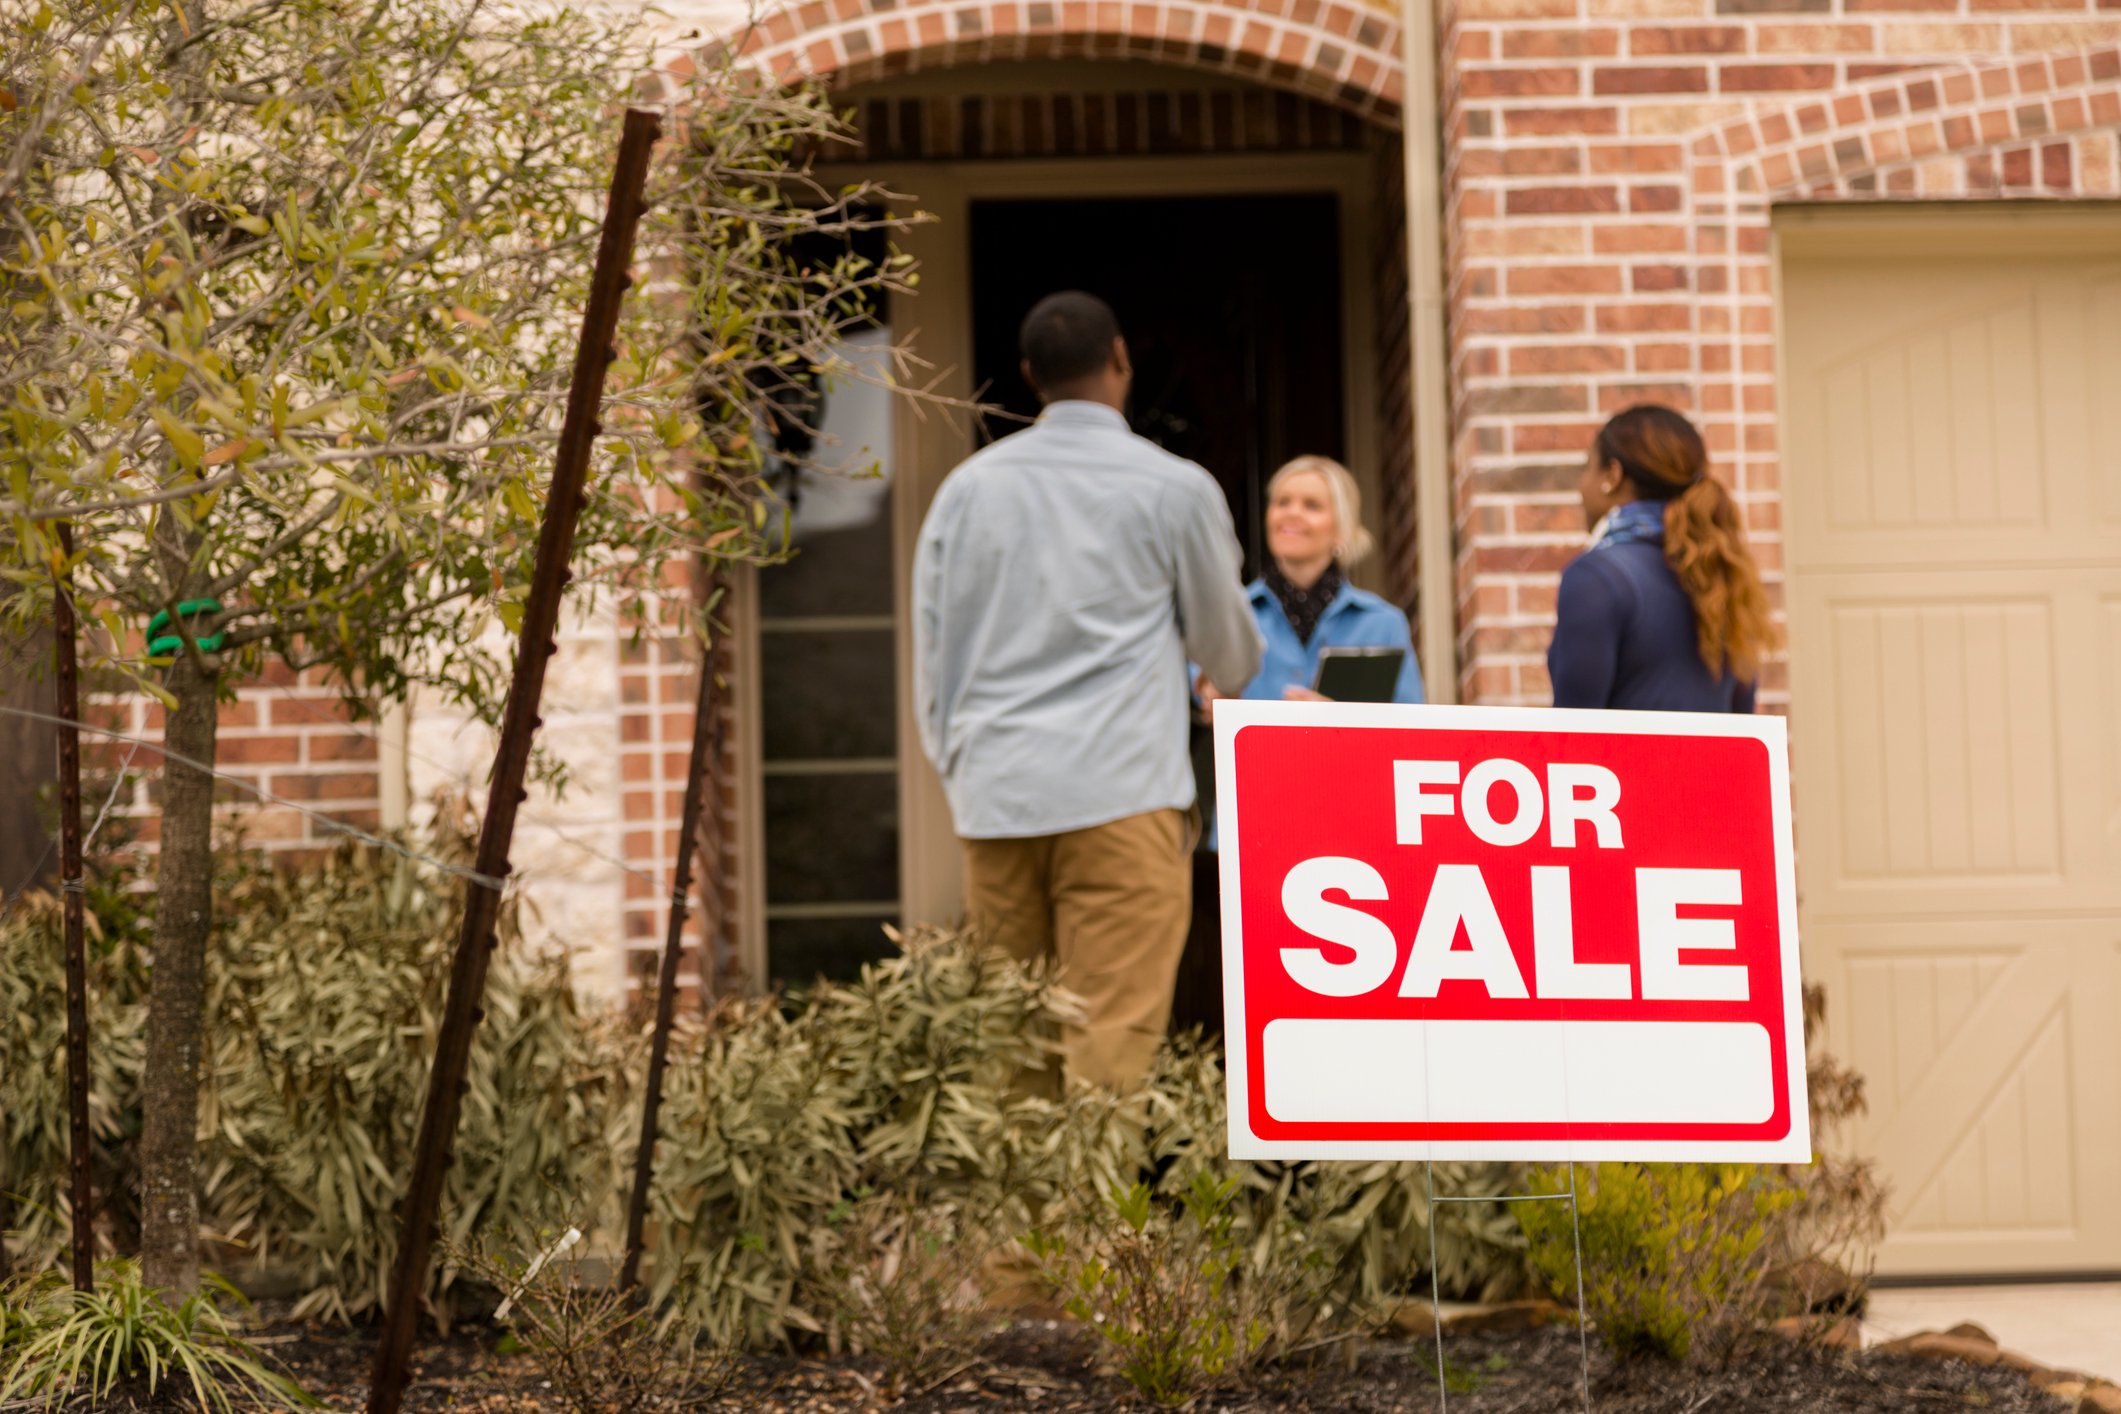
{"left": 250, "top": 678, "right": 687, "bottom": 902}
{"left": 0, "top": 705, "right": 507, "bottom": 892}
{"left": 1568, "top": 1161, "right": 1593, "bottom": 1413}
{"left": 1424, "top": 1159, "right": 1447, "bottom": 1414}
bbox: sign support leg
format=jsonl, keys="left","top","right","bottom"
{"left": 1567, "top": 1162, "right": 1593, "bottom": 1413}
{"left": 1423, "top": 1160, "right": 1448, "bottom": 1412}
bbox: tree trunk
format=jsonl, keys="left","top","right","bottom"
{"left": 137, "top": 651, "right": 218, "bottom": 1295}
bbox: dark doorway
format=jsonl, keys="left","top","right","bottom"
{"left": 969, "top": 194, "right": 1345, "bottom": 580}
{"left": 969, "top": 193, "right": 1348, "bottom": 1035}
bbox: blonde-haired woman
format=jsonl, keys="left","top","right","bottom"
{"left": 1550, "top": 405, "right": 1772, "bottom": 712}
{"left": 1196, "top": 454, "right": 1424, "bottom": 709}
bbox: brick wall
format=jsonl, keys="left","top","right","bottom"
{"left": 87, "top": 667, "right": 382, "bottom": 861}
{"left": 1439, "top": 0, "right": 2121, "bottom": 706}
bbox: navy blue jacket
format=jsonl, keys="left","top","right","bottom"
{"left": 1548, "top": 540, "right": 1755, "bottom": 714}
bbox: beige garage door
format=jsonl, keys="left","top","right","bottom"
{"left": 1780, "top": 209, "right": 2121, "bottom": 1277}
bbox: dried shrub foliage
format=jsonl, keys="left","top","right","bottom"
{"left": 1514, "top": 984, "right": 1887, "bottom": 1366}
{"left": 3, "top": 856, "right": 1538, "bottom": 1345}
{"left": 1024, "top": 1172, "right": 1341, "bottom": 1407}
{"left": 801, "top": 1192, "right": 1001, "bottom": 1399}
{"left": 640, "top": 928, "right": 1093, "bottom": 1347}
{"left": 1140, "top": 1038, "right": 1529, "bottom": 1307}
{"left": 450, "top": 1234, "right": 734, "bottom": 1414}
{"left": 0, "top": 835, "right": 615, "bottom": 1323}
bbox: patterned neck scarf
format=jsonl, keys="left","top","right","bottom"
{"left": 1264, "top": 560, "right": 1345, "bottom": 646}
{"left": 1589, "top": 497, "right": 1668, "bottom": 553}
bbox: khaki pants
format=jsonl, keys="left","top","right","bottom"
{"left": 962, "top": 807, "right": 1195, "bottom": 1093}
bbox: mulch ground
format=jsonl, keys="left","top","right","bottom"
{"left": 248, "top": 1317, "right": 2062, "bottom": 1413}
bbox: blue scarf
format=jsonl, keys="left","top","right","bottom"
{"left": 1590, "top": 498, "right": 1667, "bottom": 553}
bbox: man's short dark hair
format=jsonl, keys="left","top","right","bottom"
{"left": 1019, "top": 292, "right": 1121, "bottom": 390}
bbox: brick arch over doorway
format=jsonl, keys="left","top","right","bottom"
{"left": 671, "top": 0, "right": 1409, "bottom": 123}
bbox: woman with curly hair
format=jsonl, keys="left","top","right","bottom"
{"left": 1550, "top": 405, "right": 1773, "bottom": 713}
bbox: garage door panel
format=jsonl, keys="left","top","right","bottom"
{"left": 1823, "top": 921, "right": 2121, "bottom": 1274}
{"left": 1788, "top": 258, "right": 2121, "bottom": 571}
{"left": 1783, "top": 222, "right": 2121, "bottom": 1275}
{"left": 1808, "top": 591, "right": 2061, "bottom": 890}
{"left": 1900, "top": 997, "right": 2070, "bottom": 1236}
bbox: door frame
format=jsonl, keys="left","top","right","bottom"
{"left": 732, "top": 151, "right": 1386, "bottom": 985}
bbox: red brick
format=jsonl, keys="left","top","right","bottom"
{"left": 1595, "top": 302, "right": 1693, "bottom": 332}
{"left": 1593, "top": 222, "right": 1689, "bottom": 253}
{"left": 1466, "top": 384, "right": 1597, "bottom": 418}
{"left": 265, "top": 772, "right": 378, "bottom": 802}
{"left": 1594, "top": 65, "right": 1711, "bottom": 94}
{"left": 218, "top": 735, "right": 302, "bottom": 765}
{"left": 1460, "top": 305, "right": 1590, "bottom": 334}
{"left": 1721, "top": 64, "right": 1836, "bottom": 91}
{"left": 1501, "top": 144, "right": 1584, "bottom": 174}
{"left": 267, "top": 696, "right": 351, "bottom": 727}
{"left": 1507, "top": 344, "right": 1630, "bottom": 376}
{"left": 1630, "top": 25, "right": 1745, "bottom": 53}
{"left": 1463, "top": 66, "right": 1583, "bottom": 97}
{"left": 1505, "top": 184, "right": 1622, "bottom": 213}
{"left": 1588, "top": 141, "right": 1685, "bottom": 172}
{"left": 1503, "top": 106, "right": 1621, "bottom": 135}
{"left": 1502, "top": 27, "right": 1620, "bottom": 57}
{"left": 306, "top": 732, "right": 379, "bottom": 763}
{"left": 1507, "top": 264, "right": 1626, "bottom": 294}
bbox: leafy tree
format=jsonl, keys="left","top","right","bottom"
{"left": 1, "top": 0, "right": 910, "bottom": 1291}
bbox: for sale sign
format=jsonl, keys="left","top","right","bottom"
{"left": 1214, "top": 701, "right": 1809, "bottom": 1163}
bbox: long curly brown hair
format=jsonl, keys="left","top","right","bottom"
{"left": 1594, "top": 405, "right": 1774, "bottom": 682}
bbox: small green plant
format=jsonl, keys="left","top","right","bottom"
{"left": 1023, "top": 1171, "right": 1342, "bottom": 1407}
{"left": 0, "top": 1259, "right": 312, "bottom": 1412}
{"left": 805, "top": 1190, "right": 1001, "bottom": 1399}
{"left": 1515, "top": 1163, "right": 1800, "bottom": 1364}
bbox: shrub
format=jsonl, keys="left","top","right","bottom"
{"left": 1024, "top": 1174, "right": 1278, "bottom": 1407}
{"left": 0, "top": 834, "right": 618, "bottom": 1324}
{"left": 1138, "top": 1037, "right": 1529, "bottom": 1310}
{"left": 452, "top": 1232, "right": 732, "bottom": 1414}
{"left": 197, "top": 836, "right": 622, "bottom": 1322}
{"left": 641, "top": 927, "right": 1092, "bottom": 1347}
{"left": 0, "top": 878, "right": 151, "bottom": 1264}
{"left": 5, "top": 869, "right": 1535, "bottom": 1345}
{"left": 0, "top": 1259, "right": 311, "bottom": 1413}
{"left": 802, "top": 1190, "right": 1001, "bottom": 1399}
{"left": 1515, "top": 984, "right": 1891, "bottom": 1365}
{"left": 1516, "top": 1162, "right": 1800, "bottom": 1364}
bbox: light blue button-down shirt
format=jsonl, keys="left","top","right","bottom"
{"left": 913, "top": 401, "right": 1264, "bottom": 839}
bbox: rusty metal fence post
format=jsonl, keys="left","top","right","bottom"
{"left": 364, "top": 106, "right": 663, "bottom": 1414}
{"left": 616, "top": 647, "right": 719, "bottom": 1292}
{"left": 52, "top": 524, "right": 95, "bottom": 1293}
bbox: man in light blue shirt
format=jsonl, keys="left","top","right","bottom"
{"left": 913, "top": 291, "right": 1262, "bottom": 1091}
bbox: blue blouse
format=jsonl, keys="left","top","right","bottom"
{"left": 1235, "top": 577, "right": 1426, "bottom": 706}
{"left": 1204, "top": 576, "right": 1425, "bottom": 849}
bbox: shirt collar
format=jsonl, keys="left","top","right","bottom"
{"left": 1250, "top": 573, "right": 1361, "bottom": 617}
{"left": 1037, "top": 400, "right": 1130, "bottom": 430}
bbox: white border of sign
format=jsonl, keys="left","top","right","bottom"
{"left": 1214, "top": 700, "right": 1810, "bottom": 1163}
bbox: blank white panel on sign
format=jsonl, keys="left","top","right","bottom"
{"left": 1261, "top": 1019, "right": 1775, "bottom": 1127}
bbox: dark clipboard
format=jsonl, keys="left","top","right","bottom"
{"left": 1312, "top": 647, "right": 1404, "bottom": 704}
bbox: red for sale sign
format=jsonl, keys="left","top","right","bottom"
{"left": 1214, "top": 701, "right": 1809, "bottom": 1163}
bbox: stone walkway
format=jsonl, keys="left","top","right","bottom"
{"left": 1865, "top": 1283, "right": 2121, "bottom": 1382}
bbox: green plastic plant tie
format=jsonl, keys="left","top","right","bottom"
{"left": 145, "top": 598, "right": 226, "bottom": 657}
